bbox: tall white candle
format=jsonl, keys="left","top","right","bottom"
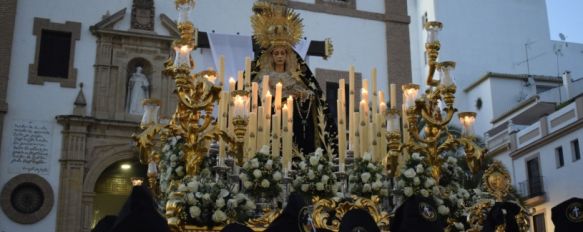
{"left": 257, "top": 106, "right": 265, "bottom": 148}
{"left": 272, "top": 114, "right": 281, "bottom": 159}
{"left": 219, "top": 55, "right": 225, "bottom": 87}
{"left": 262, "top": 75, "right": 270, "bottom": 103}
{"left": 371, "top": 68, "right": 378, "bottom": 114}
{"left": 245, "top": 57, "right": 251, "bottom": 89}
{"left": 252, "top": 82, "right": 258, "bottom": 113}
{"left": 390, "top": 84, "right": 397, "bottom": 109}
{"left": 275, "top": 82, "right": 282, "bottom": 110}
{"left": 229, "top": 78, "right": 236, "bottom": 92}
{"left": 237, "top": 71, "right": 244, "bottom": 90}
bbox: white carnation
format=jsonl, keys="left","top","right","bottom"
{"left": 301, "top": 184, "right": 309, "bottom": 192}
{"left": 363, "top": 184, "right": 372, "bottom": 192}
{"left": 212, "top": 210, "right": 227, "bottom": 222}
{"left": 309, "top": 156, "right": 318, "bottom": 166}
{"left": 187, "top": 193, "right": 196, "bottom": 204}
{"left": 361, "top": 172, "right": 371, "bottom": 183}
{"left": 308, "top": 170, "right": 315, "bottom": 180}
{"left": 175, "top": 166, "right": 185, "bottom": 177}
{"left": 404, "top": 187, "right": 413, "bottom": 197}
{"left": 251, "top": 158, "right": 259, "bottom": 168}
{"left": 216, "top": 198, "right": 225, "bottom": 208}
{"left": 316, "top": 182, "right": 325, "bottom": 191}
{"left": 265, "top": 159, "right": 273, "bottom": 170}
{"left": 321, "top": 175, "right": 330, "bottom": 183}
{"left": 424, "top": 178, "right": 436, "bottom": 188}
{"left": 259, "top": 145, "right": 270, "bottom": 155}
{"left": 253, "top": 169, "right": 262, "bottom": 178}
{"left": 413, "top": 177, "right": 420, "bottom": 186}
{"left": 363, "top": 152, "right": 372, "bottom": 161}
{"left": 447, "top": 156, "right": 457, "bottom": 164}
{"left": 420, "top": 189, "right": 429, "bottom": 197}
{"left": 189, "top": 206, "right": 201, "bottom": 218}
{"left": 273, "top": 171, "right": 282, "bottom": 181}
{"left": 416, "top": 164, "right": 424, "bottom": 173}
{"left": 367, "top": 163, "right": 376, "bottom": 170}
{"left": 162, "top": 144, "right": 170, "bottom": 152}
{"left": 261, "top": 179, "right": 270, "bottom": 188}
{"left": 245, "top": 199, "right": 256, "bottom": 210}
{"left": 454, "top": 222, "right": 464, "bottom": 230}
{"left": 202, "top": 193, "right": 211, "bottom": 201}
{"left": 178, "top": 184, "right": 188, "bottom": 192}
{"left": 243, "top": 181, "right": 253, "bottom": 189}
{"left": 438, "top": 205, "right": 450, "bottom": 215}
{"left": 187, "top": 181, "right": 199, "bottom": 192}
{"left": 315, "top": 148, "right": 324, "bottom": 156}
{"left": 372, "top": 181, "right": 381, "bottom": 190}
{"left": 434, "top": 197, "right": 444, "bottom": 205}
{"left": 403, "top": 168, "right": 416, "bottom": 178}
{"left": 227, "top": 199, "right": 238, "bottom": 208}
{"left": 380, "top": 189, "right": 389, "bottom": 196}
{"left": 239, "top": 173, "right": 248, "bottom": 181}
{"left": 317, "top": 164, "right": 323, "bottom": 171}
{"left": 412, "top": 152, "right": 421, "bottom": 160}
{"left": 300, "top": 162, "right": 307, "bottom": 170}
{"left": 170, "top": 154, "right": 177, "bottom": 161}
{"left": 397, "top": 180, "right": 405, "bottom": 187}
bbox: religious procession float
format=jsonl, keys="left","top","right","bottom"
{"left": 134, "top": 0, "right": 531, "bottom": 231}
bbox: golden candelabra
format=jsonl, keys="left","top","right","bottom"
{"left": 384, "top": 21, "right": 485, "bottom": 183}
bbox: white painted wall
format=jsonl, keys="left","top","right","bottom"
{"left": 0, "top": 0, "right": 391, "bottom": 231}
{"left": 465, "top": 79, "right": 494, "bottom": 137}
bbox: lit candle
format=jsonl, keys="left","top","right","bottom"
{"left": 229, "top": 78, "right": 236, "bottom": 92}
{"left": 237, "top": 71, "right": 244, "bottom": 90}
{"left": 275, "top": 82, "right": 282, "bottom": 110}
{"left": 264, "top": 91, "right": 272, "bottom": 146}
{"left": 219, "top": 55, "right": 225, "bottom": 87}
{"left": 379, "top": 102, "right": 387, "bottom": 116}
{"left": 265, "top": 91, "right": 272, "bottom": 119}
{"left": 261, "top": 75, "right": 270, "bottom": 103}
{"left": 287, "top": 96, "right": 294, "bottom": 119}
{"left": 362, "top": 80, "right": 369, "bottom": 102}
{"left": 361, "top": 88, "right": 369, "bottom": 105}
{"left": 282, "top": 104, "right": 290, "bottom": 168}
{"left": 252, "top": 82, "right": 258, "bottom": 113}
{"left": 245, "top": 57, "right": 251, "bottom": 89}
{"left": 390, "top": 84, "right": 397, "bottom": 109}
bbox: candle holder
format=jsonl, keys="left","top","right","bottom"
{"left": 231, "top": 115, "right": 249, "bottom": 165}
{"left": 335, "top": 171, "right": 348, "bottom": 198}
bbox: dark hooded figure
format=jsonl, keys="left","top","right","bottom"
{"left": 552, "top": 197, "right": 583, "bottom": 232}
{"left": 110, "top": 185, "right": 170, "bottom": 232}
{"left": 92, "top": 215, "right": 117, "bottom": 232}
{"left": 338, "top": 208, "right": 380, "bottom": 232}
{"left": 221, "top": 223, "right": 254, "bottom": 232}
{"left": 390, "top": 195, "right": 445, "bottom": 232}
{"left": 265, "top": 192, "right": 307, "bottom": 232}
{"left": 482, "top": 202, "right": 521, "bottom": 232}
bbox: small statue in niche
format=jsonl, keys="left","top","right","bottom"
{"left": 127, "top": 66, "right": 150, "bottom": 115}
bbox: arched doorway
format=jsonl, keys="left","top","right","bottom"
{"left": 91, "top": 158, "right": 146, "bottom": 228}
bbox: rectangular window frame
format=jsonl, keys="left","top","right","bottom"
{"left": 572, "top": 139, "right": 581, "bottom": 162}
{"left": 28, "top": 18, "right": 81, "bottom": 88}
{"left": 555, "top": 146, "right": 564, "bottom": 168}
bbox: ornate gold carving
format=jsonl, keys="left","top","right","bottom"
{"left": 483, "top": 161, "right": 511, "bottom": 202}
{"left": 251, "top": 2, "right": 304, "bottom": 49}
{"left": 311, "top": 195, "right": 389, "bottom": 231}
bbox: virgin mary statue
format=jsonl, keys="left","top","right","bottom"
{"left": 251, "top": 2, "right": 336, "bottom": 155}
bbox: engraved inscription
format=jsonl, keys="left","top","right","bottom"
{"left": 9, "top": 120, "right": 52, "bottom": 175}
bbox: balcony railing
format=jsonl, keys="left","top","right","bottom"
{"left": 518, "top": 176, "right": 545, "bottom": 199}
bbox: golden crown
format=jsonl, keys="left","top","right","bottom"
{"left": 251, "top": 2, "right": 304, "bottom": 49}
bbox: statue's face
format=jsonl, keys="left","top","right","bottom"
{"left": 272, "top": 47, "right": 287, "bottom": 66}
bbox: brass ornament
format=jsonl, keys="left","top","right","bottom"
{"left": 483, "top": 161, "right": 511, "bottom": 202}
{"left": 310, "top": 195, "right": 389, "bottom": 231}
{"left": 251, "top": 2, "right": 304, "bottom": 49}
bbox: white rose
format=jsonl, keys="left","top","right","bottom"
{"left": 212, "top": 210, "right": 227, "bottom": 222}
{"left": 243, "top": 181, "right": 253, "bottom": 189}
{"left": 315, "top": 148, "right": 324, "bottom": 156}
{"left": 316, "top": 182, "right": 325, "bottom": 191}
{"left": 300, "top": 162, "right": 307, "bottom": 170}
{"left": 404, "top": 187, "right": 413, "bottom": 197}
{"left": 412, "top": 152, "right": 422, "bottom": 160}
{"left": 253, "top": 169, "right": 262, "bottom": 178}
{"left": 243, "top": 162, "right": 250, "bottom": 169}
{"left": 363, "top": 152, "right": 372, "bottom": 161}
{"left": 403, "top": 168, "right": 416, "bottom": 178}
{"left": 434, "top": 197, "right": 444, "bottom": 205}
{"left": 239, "top": 173, "right": 248, "bottom": 181}
{"left": 454, "top": 222, "right": 464, "bottom": 230}
{"left": 261, "top": 179, "right": 270, "bottom": 188}
{"left": 216, "top": 198, "right": 225, "bottom": 208}
{"left": 397, "top": 180, "right": 405, "bottom": 187}
{"left": 162, "top": 144, "right": 170, "bottom": 152}
{"left": 202, "top": 193, "right": 211, "bottom": 201}
{"left": 245, "top": 199, "right": 256, "bottom": 210}
{"left": 309, "top": 156, "right": 318, "bottom": 166}
{"left": 413, "top": 177, "right": 420, "bottom": 186}
{"left": 178, "top": 184, "right": 188, "bottom": 192}
{"left": 457, "top": 199, "right": 464, "bottom": 207}
{"left": 175, "top": 166, "right": 185, "bottom": 177}
{"left": 259, "top": 145, "right": 270, "bottom": 155}
{"left": 363, "top": 184, "right": 372, "bottom": 192}
{"left": 189, "top": 206, "right": 201, "bottom": 218}
{"left": 420, "top": 189, "right": 429, "bottom": 197}
{"left": 265, "top": 159, "right": 273, "bottom": 170}
{"left": 170, "top": 154, "right": 177, "bottom": 161}
{"left": 447, "top": 156, "right": 457, "bottom": 164}
{"left": 227, "top": 199, "right": 238, "bottom": 208}
{"left": 308, "top": 170, "right": 315, "bottom": 180}
{"left": 273, "top": 171, "right": 282, "bottom": 181}
{"left": 438, "top": 205, "right": 450, "bottom": 215}
{"left": 187, "top": 193, "right": 196, "bottom": 204}
{"left": 372, "top": 181, "right": 382, "bottom": 190}
{"left": 432, "top": 186, "right": 440, "bottom": 194}
{"left": 235, "top": 193, "right": 246, "bottom": 202}
{"left": 321, "top": 175, "right": 330, "bottom": 183}
{"left": 170, "top": 160, "right": 177, "bottom": 168}
{"left": 251, "top": 158, "right": 259, "bottom": 168}
{"left": 317, "top": 164, "right": 323, "bottom": 171}
{"left": 361, "top": 172, "right": 371, "bottom": 183}
{"left": 424, "top": 178, "right": 435, "bottom": 188}
{"left": 301, "top": 184, "right": 309, "bottom": 192}
{"left": 187, "top": 181, "right": 199, "bottom": 192}
{"left": 416, "top": 164, "right": 424, "bottom": 173}
{"left": 367, "top": 163, "right": 376, "bottom": 170}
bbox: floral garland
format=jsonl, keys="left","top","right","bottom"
{"left": 292, "top": 148, "right": 338, "bottom": 199}
{"left": 176, "top": 174, "right": 256, "bottom": 227}
{"left": 395, "top": 153, "right": 470, "bottom": 231}
{"left": 348, "top": 153, "right": 389, "bottom": 198}
{"left": 239, "top": 146, "right": 283, "bottom": 199}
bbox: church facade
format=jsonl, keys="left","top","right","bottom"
{"left": 0, "top": 1, "right": 411, "bottom": 231}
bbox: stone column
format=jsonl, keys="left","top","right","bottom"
{"left": 385, "top": 0, "right": 412, "bottom": 108}
{"left": 56, "top": 116, "right": 91, "bottom": 232}
{"left": 81, "top": 192, "right": 96, "bottom": 232}
{"left": 0, "top": 0, "right": 18, "bottom": 151}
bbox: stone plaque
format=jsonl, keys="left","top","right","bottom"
{"left": 8, "top": 120, "right": 52, "bottom": 175}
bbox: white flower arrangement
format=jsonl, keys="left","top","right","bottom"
{"left": 239, "top": 147, "right": 283, "bottom": 199}
{"left": 157, "top": 135, "right": 186, "bottom": 208}
{"left": 177, "top": 175, "right": 255, "bottom": 227}
{"left": 293, "top": 148, "right": 338, "bottom": 198}
{"left": 348, "top": 152, "right": 389, "bottom": 198}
